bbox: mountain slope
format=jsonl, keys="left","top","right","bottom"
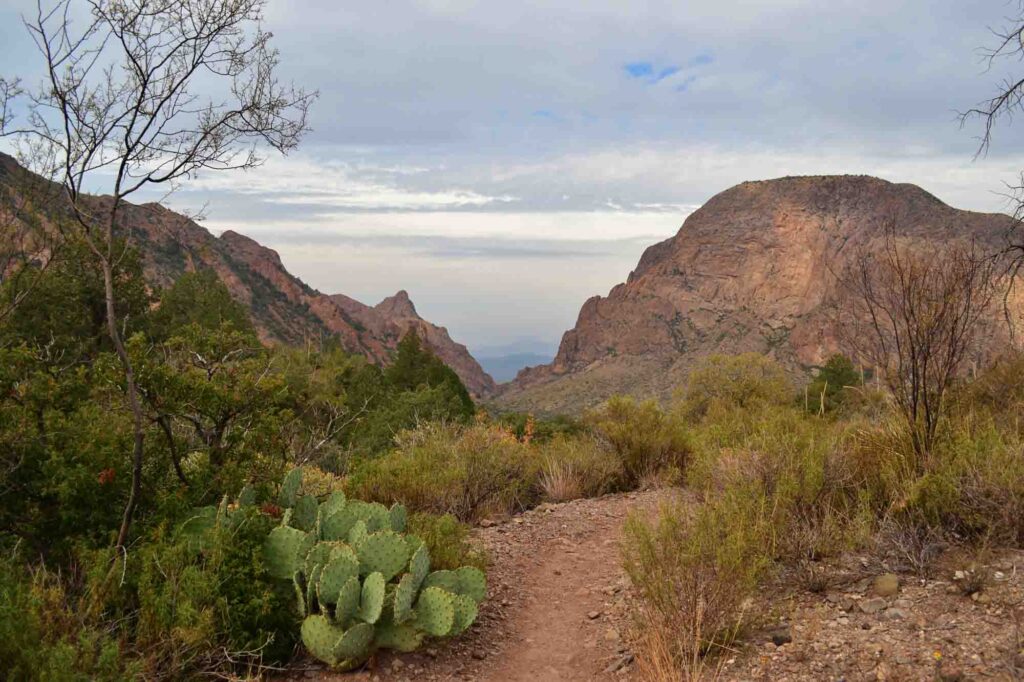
{"left": 497, "top": 175, "right": 1021, "bottom": 413}
{"left": 0, "top": 153, "right": 495, "bottom": 397}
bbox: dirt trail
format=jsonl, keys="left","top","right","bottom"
{"left": 317, "top": 490, "right": 665, "bottom": 682}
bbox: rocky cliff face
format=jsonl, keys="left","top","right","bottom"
{"left": 498, "top": 175, "right": 1021, "bottom": 413}
{"left": 0, "top": 153, "right": 495, "bottom": 397}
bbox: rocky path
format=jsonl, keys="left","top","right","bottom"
{"left": 305, "top": 490, "right": 664, "bottom": 682}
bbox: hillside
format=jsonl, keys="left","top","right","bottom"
{"left": 0, "top": 153, "right": 495, "bottom": 397}
{"left": 497, "top": 175, "right": 1022, "bottom": 413}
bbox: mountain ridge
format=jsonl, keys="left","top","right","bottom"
{"left": 0, "top": 153, "right": 496, "bottom": 397}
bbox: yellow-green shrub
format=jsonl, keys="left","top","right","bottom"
{"left": 345, "top": 422, "right": 542, "bottom": 521}
{"left": 585, "top": 396, "right": 691, "bottom": 485}
{"left": 677, "top": 352, "right": 792, "bottom": 421}
{"left": 536, "top": 434, "right": 624, "bottom": 502}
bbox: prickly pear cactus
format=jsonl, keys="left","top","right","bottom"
{"left": 244, "top": 470, "right": 486, "bottom": 669}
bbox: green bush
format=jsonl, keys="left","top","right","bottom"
{"left": 346, "top": 422, "right": 541, "bottom": 522}
{"left": 585, "top": 396, "right": 691, "bottom": 486}
{"left": 677, "top": 352, "right": 792, "bottom": 420}
{"left": 407, "top": 512, "right": 488, "bottom": 572}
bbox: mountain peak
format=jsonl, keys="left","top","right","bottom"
{"left": 375, "top": 289, "right": 419, "bottom": 319}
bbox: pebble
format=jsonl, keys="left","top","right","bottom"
{"left": 859, "top": 597, "right": 888, "bottom": 614}
{"left": 587, "top": 610, "right": 601, "bottom": 620}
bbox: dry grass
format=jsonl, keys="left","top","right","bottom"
{"left": 539, "top": 459, "right": 583, "bottom": 502}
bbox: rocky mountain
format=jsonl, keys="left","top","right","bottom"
{"left": 0, "top": 153, "right": 495, "bottom": 397}
{"left": 497, "top": 175, "right": 1021, "bottom": 413}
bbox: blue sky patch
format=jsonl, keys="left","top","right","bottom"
{"left": 625, "top": 61, "right": 681, "bottom": 84}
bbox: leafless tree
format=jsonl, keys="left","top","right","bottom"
{"left": 832, "top": 220, "right": 1001, "bottom": 461}
{"left": 0, "top": 0, "right": 316, "bottom": 549}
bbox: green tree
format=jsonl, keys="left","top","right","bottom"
{"left": 804, "top": 354, "right": 864, "bottom": 414}
{"left": 150, "top": 270, "right": 255, "bottom": 341}
{"left": 385, "top": 330, "right": 474, "bottom": 418}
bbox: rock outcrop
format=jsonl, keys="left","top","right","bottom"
{"left": 498, "top": 175, "right": 1021, "bottom": 413}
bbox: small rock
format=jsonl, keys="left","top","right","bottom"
{"left": 769, "top": 625, "right": 793, "bottom": 646}
{"left": 974, "top": 592, "right": 991, "bottom": 605}
{"left": 391, "top": 659, "right": 405, "bottom": 670}
{"left": 604, "top": 628, "right": 621, "bottom": 642}
{"left": 472, "top": 649, "right": 487, "bottom": 660}
{"left": 873, "top": 573, "right": 900, "bottom": 597}
{"left": 587, "top": 610, "right": 601, "bottom": 620}
{"left": 937, "top": 666, "right": 965, "bottom": 682}
{"left": 893, "top": 598, "right": 913, "bottom": 609}
{"left": 479, "top": 518, "right": 496, "bottom": 528}
{"left": 859, "top": 597, "right": 888, "bottom": 614}
{"left": 884, "top": 608, "right": 908, "bottom": 620}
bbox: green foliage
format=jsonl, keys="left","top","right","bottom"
{"left": 677, "top": 352, "right": 792, "bottom": 420}
{"left": 803, "top": 354, "right": 864, "bottom": 414}
{"left": 385, "top": 330, "right": 474, "bottom": 419}
{"left": 149, "top": 269, "right": 256, "bottom": 341}
{"left": 406, "top": 513, "right": 488, "bottom": 571}
{"left": 346, "top": 422, "right": 541, "bottom": 521}
{"left": 497, "top": 412, "right": 583, "bottom": 442}
{"left": 585, "top": 396, "right": 691, "bottom": 486}
{"left": 536, "top": 433, "right": 625, "bottom": 502}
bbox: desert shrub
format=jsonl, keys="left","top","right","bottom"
{"left": 407, "top": 512, "right": 488, "bottom": 571}
{"left": 802, "top": 354, "right": 864, "bottom": 415}
{"left": 623, "top": 493, "right": 770, "bottom": 678}
{"left": 677, "top": 352, "right": 792, "bottom": 421}
{"left": 585, "top": 396, "right": 691, "bottom": 486}
{"left": 536, "top": 434, "right": 625, "bottom": 502}
{"left": 346, "top": 422, "right": 541, "bottom": 521}
{"left": 0, "top": 554, "right": 134, "bottom": 682}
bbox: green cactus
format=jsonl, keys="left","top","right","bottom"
{"left": 389, "top": 503, "right": 408, "bottom": 532}
{"left": 413, "top": 586, "right": 455, "bottom": 637}
{"left": 334, "top": 621, "right": 374, "bottom": 663}
{"left": 279, "top": 466, "right": 303, "bottom": 508}
{"left": 334, "top": 575, "right": 362, "bottom": 627}
{"left": 421, "top": 569, "right": 459, "bottom": 593}
{"left": 358, "top": 571, "right": 386, "bottom": 624}
{"left": 375, "top": 619, "right": 425, "bottom": 652}
{"left": 300, "top": 614, "right": 343, "bottom": 667}
{"left": 318, "top": 552, "right": 360, "bottom": 605}
{"left": 264, "top": 526, "right": 308, "bottom": 580}
{"left": 323, "top": 490, "right": 347, "bottom": 514}
{"left": 292, "top": 494, "right": 319, "bottom": 532}
{"left": 393, "top": 572, "right": 416, "bottom": 624}
{"left": 347, "top": 519, "right": 368, "bottom": 549}
{"left": 450, "top": 593, "right": 478, "bottom": 635}
{"left": 357, "top": 530, "right": 409, "bottom": 581}
{"left": 253, "top": 472, "right": 486, "bottom": 667}
{"left": 409, "top": 544, "right": 430, "bottom": 590}
{"left": 454, "top": 566, "right": 487, "bottom": 603}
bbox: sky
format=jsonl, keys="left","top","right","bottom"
{"left": 3, "top": 1, "right": 1024, "bottom": 357}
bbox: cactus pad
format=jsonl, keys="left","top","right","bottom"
{"left": 303, "top": 541, "right": 332, "bottom": 576}
{"left": 294, "top": 574, "right": 307, "bottom": 617}
{"left": 455, "top": 566, "right": 487, "bottom": 603}
{"left": 414, "top": 586, "right": 455, "bottom": 637}
{"left": 347, "top": 519, "right": 368, "bottom": 549}
{"left": 334, "top": 575, "right": 361, "bottom": 626}
{"left": 357, "top": 530, "right": 410, "bottom": 581}
{"left": 358, "top": 571, "right": 386, "bottom": 624}
{"left": 318, "top": 553, "right": 360, "bottom": 605}
{"left": 409, "top": 544, "right": 430, "bottom": 590}
{"left": 300, "top": 614, "right": 342, "bottom": 667}
{"left": 322, "top": 506, "right": 361, "bottom": 541}
{"left": 450, "top": 593, "right": 478, "bottom": 635}
{"left": 334, "top": 622, "right": 374, "bottom": 662}
{"left": 279, "top": 467, "right": 303, "bottom": 508}
{"left": 263, "top": 526, "right": 308, "bottom": 580}
{"left": 388, "top": 503, "right": 408, "bottom": 532}
{"left": 321, "top": 490, "right": 347, "bottom": 517}
{"left": 393, "top": 573, "right": 416, "bottom": 624}
{"left": 292, "top": 494, "right": 319, "bottom": 532}
{"left": 421, "top": 569, "right": 459, "bottom": 593}
{"left": 375, "top": 620, "right": 425, "bottom": 652}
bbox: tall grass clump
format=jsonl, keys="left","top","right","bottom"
{"left": 537, "top": 434, "right": 625, "bottom": 502}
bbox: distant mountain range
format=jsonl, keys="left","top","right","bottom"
{"left": 0, "top": 153, "right": 496, "bottom": 398}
